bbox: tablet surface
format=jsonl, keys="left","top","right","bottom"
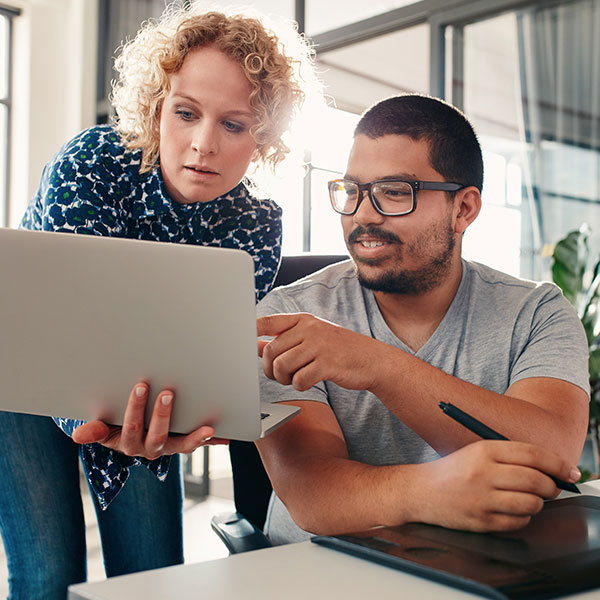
{"left": 313, "top": 496, "right": 600, "bottom": 599}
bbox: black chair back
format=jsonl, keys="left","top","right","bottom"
{"left": 229, "top": 254, "right": 348, "bottom": 530}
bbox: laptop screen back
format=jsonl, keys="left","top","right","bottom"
{"left": 0, "top": 228, "right": 264, "bottom": 440}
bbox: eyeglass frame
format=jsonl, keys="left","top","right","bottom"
{"left": 327, "top": 178, "right": 467, "bottom": 217}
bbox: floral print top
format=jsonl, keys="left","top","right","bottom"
{"left": 20, "top": 125, "right": 282, "bottom": 508}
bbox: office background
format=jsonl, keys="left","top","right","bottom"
{"left": 0, "top": 0, "right": 597, "bottom": 593}
{"left": 1, "top": 0, "right": 598, "bottom": 280}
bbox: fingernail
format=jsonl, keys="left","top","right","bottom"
{"left": 569, "top": 467, "right": 581, "bottom": 482}
{"left": 203, "top": 436, "right": 213, "bottom": 442}
{"left": 136, "top": 386, "right": 146, "bottom": 398}
{"left": 161, "top": 394, "right": 173, "bottom": 406}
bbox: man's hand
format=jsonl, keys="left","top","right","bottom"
{"left": 418, "top": 440, "right": 581, "bottom": 532}
{"left": 257, "top": 400, "right": 582, "bottom": 536}
{"left": 257, "top": 313, "right": 385, "bottom": 392}
{"left": 72, "top": 383, "right": 228, "bottom": 460}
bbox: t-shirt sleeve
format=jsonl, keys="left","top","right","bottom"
{"left": 257, "top": 288, "right": 329, "bottom": 406}
{"left": 509, "top": 284, "right": 590, "bottom": 395}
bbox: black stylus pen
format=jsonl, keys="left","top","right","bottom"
{"left": 438, "top": 401, "right": 580, "bottom": 494}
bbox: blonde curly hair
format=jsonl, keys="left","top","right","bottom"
{"left": 111, "top": 3, "right": 316, "bottom": 173}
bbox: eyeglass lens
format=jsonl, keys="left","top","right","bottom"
{"left": 330, "top": 181, "right": 414, "bottom": 215}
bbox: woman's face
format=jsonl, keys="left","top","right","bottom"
{"left": 159, "top": 46, "right": 258, "bottom": 204}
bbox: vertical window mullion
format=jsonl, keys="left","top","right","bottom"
{"left": 0, "top": 10, "right": 14, "bottom": 228}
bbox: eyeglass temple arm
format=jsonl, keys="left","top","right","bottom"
{"left": 419, "top": 182, "right": 465, "bottom": 192}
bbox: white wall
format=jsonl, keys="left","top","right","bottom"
{"left": 8, "top": 0, "right": 98, "bottom": 227}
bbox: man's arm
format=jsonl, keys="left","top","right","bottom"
{"left": 256, "top": 399, "right": 581, "bottom": 535}
{"left": 258, "top": 313, "right": 588, "bottom": 465}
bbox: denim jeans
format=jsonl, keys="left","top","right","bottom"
{"left": 0, "top": 412, "right": 184, "bottom": 600}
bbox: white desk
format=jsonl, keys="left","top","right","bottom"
{"left": 69, "top": 481, "right": 600, "bottom": 600}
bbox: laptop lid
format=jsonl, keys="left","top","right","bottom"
{"left": 0, "top": 227, "right": 298, "bottom": 441}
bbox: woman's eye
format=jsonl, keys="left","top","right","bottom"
{"left": 175, "top": 109, "right": 194, "bottom": 121}
{"left": 223, "top": 120, "right": 244, "bottom": 133}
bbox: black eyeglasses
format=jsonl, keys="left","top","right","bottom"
{"left": 328, "top": 178, "right": 466, "bottom": 217}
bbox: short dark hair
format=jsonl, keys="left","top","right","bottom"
{"left": 355, "top": 94, "right": 484, "bottom": 192}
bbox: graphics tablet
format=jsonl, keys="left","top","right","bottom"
{"left": 312, "top": 495, "right": 600, "bottom": 599}
{"left": 0, "top": 227, "right": 299, "bottom": 440}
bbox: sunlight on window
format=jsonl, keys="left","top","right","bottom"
{"left": 0, "top": 14, "right": 8, "bottom": 227}
{"left": 309, "top": 108, "right": 359, "bottom": 255}
{"left": 463, "top": 149, "right": 522, "bottom": 277}
{"left": 260, "top": 105, "right": 359, "bottom": 255}
{"left": 310, "top": 169, "right": 348, "bottom": 255}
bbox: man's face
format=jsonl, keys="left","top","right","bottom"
{"left": 341, "top": 134, "right": 459, "bottom": 295}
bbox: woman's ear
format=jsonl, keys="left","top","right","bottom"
{"left": 453, "top": 187, "right": 481, "bottom": 234}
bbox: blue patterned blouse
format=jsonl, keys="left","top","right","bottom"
{"left": 20, "top": 125, "right": 282, "bottom": 509}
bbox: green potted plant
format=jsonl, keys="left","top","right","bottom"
{"left": 551, "top": 225, "right": 600, "bottom": 476}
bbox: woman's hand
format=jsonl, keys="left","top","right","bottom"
{"left": 72, "top": 383, "right": 228, "bottom": 459}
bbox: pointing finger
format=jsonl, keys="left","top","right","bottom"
{"left": 256, "top": 314, "right": 300, "bottom": 337}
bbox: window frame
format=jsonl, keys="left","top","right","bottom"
{"left": 301, "top": 0, "right": 563, "bottom": 254}
{"left": 0, "top": 5, "right": 19, "bottom": 227}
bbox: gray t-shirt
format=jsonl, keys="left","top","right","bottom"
{"left": 257, "top": 259, "right": 590, "bottom": 544}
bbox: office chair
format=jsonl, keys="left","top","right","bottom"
{"left": 211, "top": 253, "right": 348, "bottom": 554}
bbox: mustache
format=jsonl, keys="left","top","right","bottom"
{"left": 347, "top": 225, "right": 402, "bottom": 245}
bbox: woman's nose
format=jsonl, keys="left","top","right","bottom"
{"left": 191, "top": 122, "right": 218, "bottom": 155}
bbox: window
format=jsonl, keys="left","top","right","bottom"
{"left": 0, "top": 7, "right": 17, "bottom": 227}
{"left": 268, "top": 106, "right": 359, "bottom": 255}
{"left": 306, "top": 0, "right": 422, "bottom": 36}
{"left": 447, "top": 1, "right": 600, "bottom": 279}
{"left": 95, "top": 1, "right": 600, "bottom": 274}
{"left": 305, "top": 0, "right": 599, "bottom": 280}
{"left": 452, "top": 12, "right": 529, "bottom": 277}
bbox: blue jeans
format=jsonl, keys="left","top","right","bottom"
{"left": 0, "top": 412, "right": 184, "bottom": 600}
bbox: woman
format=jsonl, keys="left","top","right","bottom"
{"left": 0, "top": 4, "right": 316, "bottom": 599}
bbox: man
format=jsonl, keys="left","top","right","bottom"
{"left": 255, "top": 94, "right": 590, "bottom": 544}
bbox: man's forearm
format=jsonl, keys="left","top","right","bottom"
{"left": 259, "top": 438, "right": 582, "bottom": 536}
{"left": 258, "top": 314, "right": 588, "bottom": 464}
{"left": 264, "top": 453, "right": 427, "bottom": 535}
{"left": 368, "top": 345, "right": 588, "bottom": 464}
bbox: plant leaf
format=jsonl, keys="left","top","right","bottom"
{"left": 590, "top": 348, "right": 600, "bottom": 382}
{"left": 551, "top": 229, "right": 589, "bottom": 307}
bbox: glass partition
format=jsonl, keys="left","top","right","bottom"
{"left": 306, "top": 0, "right": 421, "bottom": 35}
{"left": 0, "top": 13, "right": 10, "bottom": 227}
{"left": 317, "top": 24, "right": 429, "bottom": 113}
{"left": 452, "top": 1, "right": 600, "bottom": 279}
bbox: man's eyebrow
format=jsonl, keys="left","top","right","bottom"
{"left": 342, "top": 173, "right": 417, "bottom": 182}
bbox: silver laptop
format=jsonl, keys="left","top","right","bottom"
{"left": 0, "top": 227, "right": 299, "bottom": 440}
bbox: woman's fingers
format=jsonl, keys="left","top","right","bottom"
{"left": 164, "top": 426, "right": 217, "bottom": 454}
{"left": 86, "top": 383, "right": 230, "bottom": 458}
{"left": 119, "top": 383, "right": 151, "bottom": 454}
{"left": 145, "top": 390, "right": 175, "bottom": 456}
{"left": 72, "top": 420, "right": 111, "bottom": 444}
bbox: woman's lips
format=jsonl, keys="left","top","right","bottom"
{"left": 184, "top": 165, "right": 219, "bottom": 181}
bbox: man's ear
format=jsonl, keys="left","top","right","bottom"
{"left": 453, "top": 187, "right": 481, "bottom": 234}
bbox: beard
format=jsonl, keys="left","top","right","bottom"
{"left": 347, "top": 220, "right": 456, "bottom": 295}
